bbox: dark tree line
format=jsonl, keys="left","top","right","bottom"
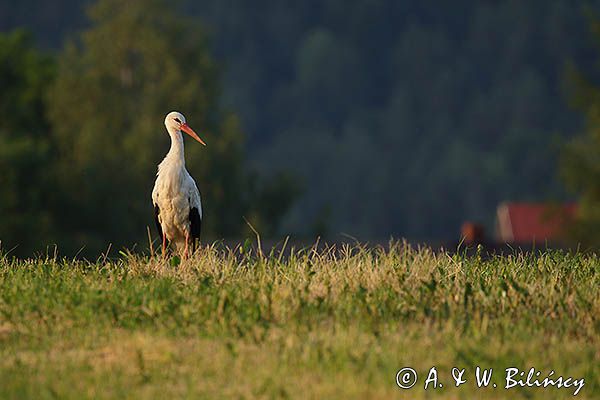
{"left": 191, "top": 1, "right": 596, "bottom": 240}
{"left": 3, "top": 0, "right": 600, "bottom": 252}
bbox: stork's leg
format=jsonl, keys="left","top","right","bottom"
{"left": 184, "top": 231, "right": 190, "bottom": 259}
{"left": 162, "top": 234, "right": 167, "bottom": 259}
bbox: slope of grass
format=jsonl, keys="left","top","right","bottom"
{"left": 0, "top": 243, "right": 598, "bottom": 399}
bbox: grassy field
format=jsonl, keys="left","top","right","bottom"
{"left": 0, "top": 242, "right": 598, "bottom": 399}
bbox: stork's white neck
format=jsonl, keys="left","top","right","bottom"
{"left": 165, "top": 126, "right": 185, "bottom": 166}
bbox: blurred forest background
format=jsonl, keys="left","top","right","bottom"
{"left": 3, "top": 0, "right": 600, "bottom": 256}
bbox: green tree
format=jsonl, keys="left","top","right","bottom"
{"left": 561, "top": 119, "right": 600, "bottom": 246}
{"left": 561, "top": 32, "right": 600, "bottom": 246}
{"left": 0, "top": 30, "right": 56, "bottom": 256}
{"left": 48, "top": 0, "right": 294, "bottom": 254}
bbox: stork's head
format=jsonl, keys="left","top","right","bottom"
{"left": 164, "top": 111, "right": 206, "bottom": 145}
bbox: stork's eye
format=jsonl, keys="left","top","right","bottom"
{"left": 174, "top": 117, "right": 182, "bottom": 123}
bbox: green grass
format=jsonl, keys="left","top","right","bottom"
{"left": 0, "top": 242, "right": 598, "bottom": 399}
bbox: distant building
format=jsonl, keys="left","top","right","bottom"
{"left": 461, "top": 221, "right": 486, "bottom": 245}
{"left": 496, "top": 202, "right": 577, "bottom": 244}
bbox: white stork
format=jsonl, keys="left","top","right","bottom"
{"left": 152, "top": 111, "right": 205, "bottom": 258}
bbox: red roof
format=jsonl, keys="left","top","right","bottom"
{"left": 496, "top": 203, "right": 576, "bottom": 243}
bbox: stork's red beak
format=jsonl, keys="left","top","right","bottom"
{"left": 181, "top": 123, "right": 206, "bottom": 146}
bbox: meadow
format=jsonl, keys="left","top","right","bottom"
{"left": 0, "top": 242, "right": 598, "bottom": 399}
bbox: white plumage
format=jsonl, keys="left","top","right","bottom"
{"left": 152, "top": 111, "right": 205, "bottom": 257}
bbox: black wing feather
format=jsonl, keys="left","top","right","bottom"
{"left": 189, "top": 206, "right": 202, "bottom": 251}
